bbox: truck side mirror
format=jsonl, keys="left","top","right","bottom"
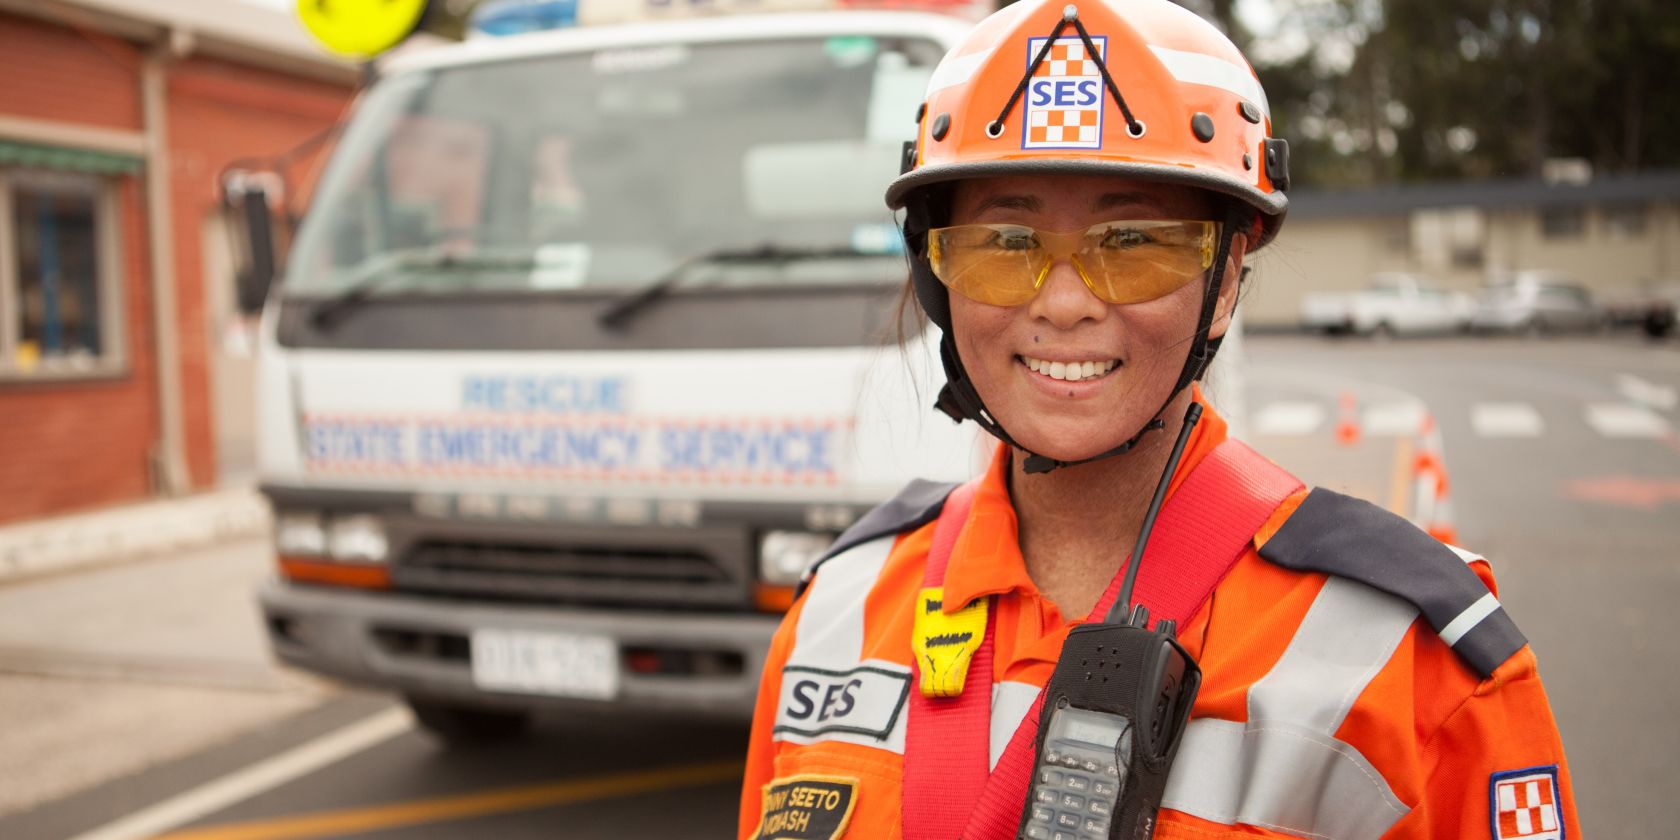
{"left": 220, "top": 175, "right": 282, "bottom": 315}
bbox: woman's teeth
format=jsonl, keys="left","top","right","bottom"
{"left": 1022, "top": 356, "right": 1119, "bottom": 382}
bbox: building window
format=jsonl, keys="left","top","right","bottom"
{"left": 1603, "top": 202, "right": 1648, "bottom": 238}
{"left": 1, "top": 169, "right": 123, "bottom": 379}
{"left": 1539, "top": 204, "right": 1586, "bottom": 239}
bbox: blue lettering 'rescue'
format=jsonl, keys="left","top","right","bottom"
{"left": 659, "top": 424, "right": 834, "bottom": 475}
{"left": 461, "top": 374, "right": 627, "bottom": 415}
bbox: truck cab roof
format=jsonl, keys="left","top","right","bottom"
{"left": 384, "top": 10, "right": 972, "bottom": 76}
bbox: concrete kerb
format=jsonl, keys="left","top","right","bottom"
{"left": 0, "top": 487, "right": 272, "bottom": 582}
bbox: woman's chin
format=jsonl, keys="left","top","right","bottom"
{"left": 1004, "top": 428, "right": 1141, "bottom": 466}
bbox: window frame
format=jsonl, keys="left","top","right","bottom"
{"left": 0, "top": 167, "right": 127, "bottom": 383}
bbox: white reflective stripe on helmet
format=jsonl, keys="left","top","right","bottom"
{"left": 926, "top": 49, "right": 993, "bottom": 95}
{"left": 1147, "top": 45, "right": 1269, "bottom": 117}
{"left": 1162, "top": 576, "right": 1418, "bottom": 838}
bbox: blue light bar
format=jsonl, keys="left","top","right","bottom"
{"left": 469, "top": 0, "right": 581, "bottom": 36}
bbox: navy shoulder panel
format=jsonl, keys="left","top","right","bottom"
{"left": 800, "top": 479, "right": 958, "bottom": 590}
{"left": 1259, "top": 487, "right": 1527, "bottom": 679}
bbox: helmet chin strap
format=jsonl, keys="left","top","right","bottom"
{"left": 930, "top": 206, "right": 1244, "bottom": 476}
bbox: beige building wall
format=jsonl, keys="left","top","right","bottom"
{"left": 1244, "top": 200, "right": 1679, "bottom": 329}
{"left": 1486, "top": 204, "right": 1677, "bottom": 294}
{"left": 1245, "top": 215, "right": 1416, "bottom": 326}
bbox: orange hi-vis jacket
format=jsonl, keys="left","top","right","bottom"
{"left": 741, "top": 400, "right": 1579, "bottom": 840}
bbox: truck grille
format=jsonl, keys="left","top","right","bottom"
{"left": 393, "top": 535, "right": 751, "bottom": 609}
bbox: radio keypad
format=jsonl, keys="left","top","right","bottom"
{"left": 1022, "top": 740, "right": 1121, "bottom": 840}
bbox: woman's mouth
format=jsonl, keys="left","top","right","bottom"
{"left": 1019, "top": 355, "right": 1120, "bottom": 383}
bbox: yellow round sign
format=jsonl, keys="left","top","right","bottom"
{"left": 296, "top": 0, "right": 429, "bottom": 59}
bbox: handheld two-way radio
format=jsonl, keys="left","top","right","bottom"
{"left": 1016, "top": 403, "right": 1205, "bottom": 840}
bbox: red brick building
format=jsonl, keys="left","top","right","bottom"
{"left": 0, "top": 0, "right": 356, "bottom": 524}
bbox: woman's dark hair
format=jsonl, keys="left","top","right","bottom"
{"left": 890, "top": 183, "right": 953, "bottom": 349}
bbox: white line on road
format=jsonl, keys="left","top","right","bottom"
{"left": 1615, "top": 373, "right": 1678, "bottom": 412}
{"left": 1585, "top": 403, "right": 1671, "bottom": 439}
{"left": 1363, "top": 401, "right": 1426, "bottom": 436}
{"left": 66, "top": 707, "right": 412, "bottom": 840}
{"left": 1254, "top": 401, "right": 1326, "bottom": 435}
{"left": 1471, "top": 402, "right": 1545, "bottom": 438}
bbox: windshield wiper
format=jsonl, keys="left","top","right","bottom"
{"left": 308, "top": 247, "right": 535, "bottom": 330}
{"left": 597, "top": 243, "right": 884, "bottom": 330}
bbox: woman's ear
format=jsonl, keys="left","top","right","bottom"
{"left": 1207, "top": 230, "right": 1247, "bottom": 341}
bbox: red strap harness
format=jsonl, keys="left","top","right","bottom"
{"left": 904, "top": 439, "right": 1303, "bottom": 840}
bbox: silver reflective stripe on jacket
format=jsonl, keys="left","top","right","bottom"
{"left": 774, "top": 534, "right": 913, "bottom": 753}
{"left": 1162, "top": 576, "right": 1416, "bottom": 839}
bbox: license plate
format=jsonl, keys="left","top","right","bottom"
{"left": 470, "top": 629, "right": 620, "bottom": 699}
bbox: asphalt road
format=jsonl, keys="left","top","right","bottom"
{"left": 2, "top": 333, "right": 1675, "bottom": 840}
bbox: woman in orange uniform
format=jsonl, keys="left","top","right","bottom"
{"left": 741, "top": 2, "right": 1579, "bottom": 839}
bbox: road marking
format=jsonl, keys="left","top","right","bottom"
{"left": 66, "top": 708, "right": 413, "bottom": 840}
{"left": 1254, "top": 401, "right": 1325, "bottom": 435}
{"left": 1615, "top": 373, "right": 1678, "bottom": 412}
{"left": 1471, "top": 402, "right": 1544, "bottom": 438}
{"left": 1585, "top": 403, "right": 1670, "bottom": 439}
{"left": 1363, "top": 401, "right": 1425, "bottom": 436}
{"left": 151, "top": 759, "right": 746, "bottom": 840}
{"left": 1565, "top": 476, "right": 1680, "bottom": 510}
{"left": 1386, "top": 434, "right": 1415, "bottom": 518}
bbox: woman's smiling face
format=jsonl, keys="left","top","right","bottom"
{"left": 944, "top": 174, "right": 1243, "bottom": 463}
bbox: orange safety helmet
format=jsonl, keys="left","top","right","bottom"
{"left": 887, "top": 0, "right": 1288, "bottom": 240}
{"left": 887, "top": 0, "right": 1290, "bottom": 473}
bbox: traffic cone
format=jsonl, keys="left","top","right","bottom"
{"left": 1335, "top": 391, "right": 1361, "bottom": 446}
{"left": 1412, "top": 413, "right": 1460, "bottom": 545}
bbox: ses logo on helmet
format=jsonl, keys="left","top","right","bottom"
{"left": 1024, "top": 37, "right": 1107, "bottom": 150}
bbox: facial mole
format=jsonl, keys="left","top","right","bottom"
{"left": 1033, "top": 335, "right": 1040, "bottom": 344}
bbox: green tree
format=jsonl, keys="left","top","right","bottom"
{"left": 1253, "top": 0, "right": 1680, "bottom": 186}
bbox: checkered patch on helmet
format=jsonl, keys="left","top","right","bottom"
{"left": 1023, "top": 37, "right": 1106, "bottom": 150}
{"left": 1490, "top": 766, "right": 1564, "bottom": 840}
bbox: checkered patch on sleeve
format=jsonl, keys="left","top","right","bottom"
{"left": 1490, "top": 765, "right": 1564, "bottom": 840}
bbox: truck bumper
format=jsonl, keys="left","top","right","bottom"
{"left": 258, "top": 579, "right": 780, "bottom": 721}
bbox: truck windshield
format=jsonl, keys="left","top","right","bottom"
{"left": 282, "top": 34, "right": 942, "bottom": 299}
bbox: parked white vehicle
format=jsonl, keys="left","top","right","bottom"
{"left": 222, "top": 2, "right": 1249, "bottom": 743}
{"left": 1470, "top": 272, "right": 1603, "bottom": 334}
{"left": 1300, "top": 273, "right": 1474, "bottom": 336}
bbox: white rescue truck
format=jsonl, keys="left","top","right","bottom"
{"left": 231, "top": 0, "right": 1245, "bottom": 743}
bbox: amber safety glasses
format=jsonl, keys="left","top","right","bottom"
{"left": 927, "top": 219, "right": 1218, "bottom": 307}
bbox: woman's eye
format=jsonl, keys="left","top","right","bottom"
{"left": 1099, "top": 227, "right": 1154, "bottom": 249}
{"left": 987, "top": 231, "right": 1037, "bottom": 251}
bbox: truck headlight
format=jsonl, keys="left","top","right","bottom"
{"left": 759, "top": 531, "right": 831, "bottom": 586}
{"left": 327, "top": 515, "right": 388, "bottom": 564}
{"left": 275, "top": 513, "right": 326, "bottom": 556}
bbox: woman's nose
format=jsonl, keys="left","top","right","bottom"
{"left": 1026, "top": 258, "right": 1107, "bottom": 328}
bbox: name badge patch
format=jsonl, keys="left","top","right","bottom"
{"left": 773, "top": 663, "right": 910, "bottom": 741}
{"left": 1024, "top": 36, "right": 1107, "bottom": 150}
{"left": 752, "top": 775, "right": 858, "bottom": 840}
{"left": 1490, "top": 765, "right": 1564, "bottom": 840}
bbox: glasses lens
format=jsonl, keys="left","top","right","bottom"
{"left": 1075, "top": 221, "right": 1216, "bottom": 304}
{"left": 928, "top": 225, "right": 1046, "bottom": 306}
